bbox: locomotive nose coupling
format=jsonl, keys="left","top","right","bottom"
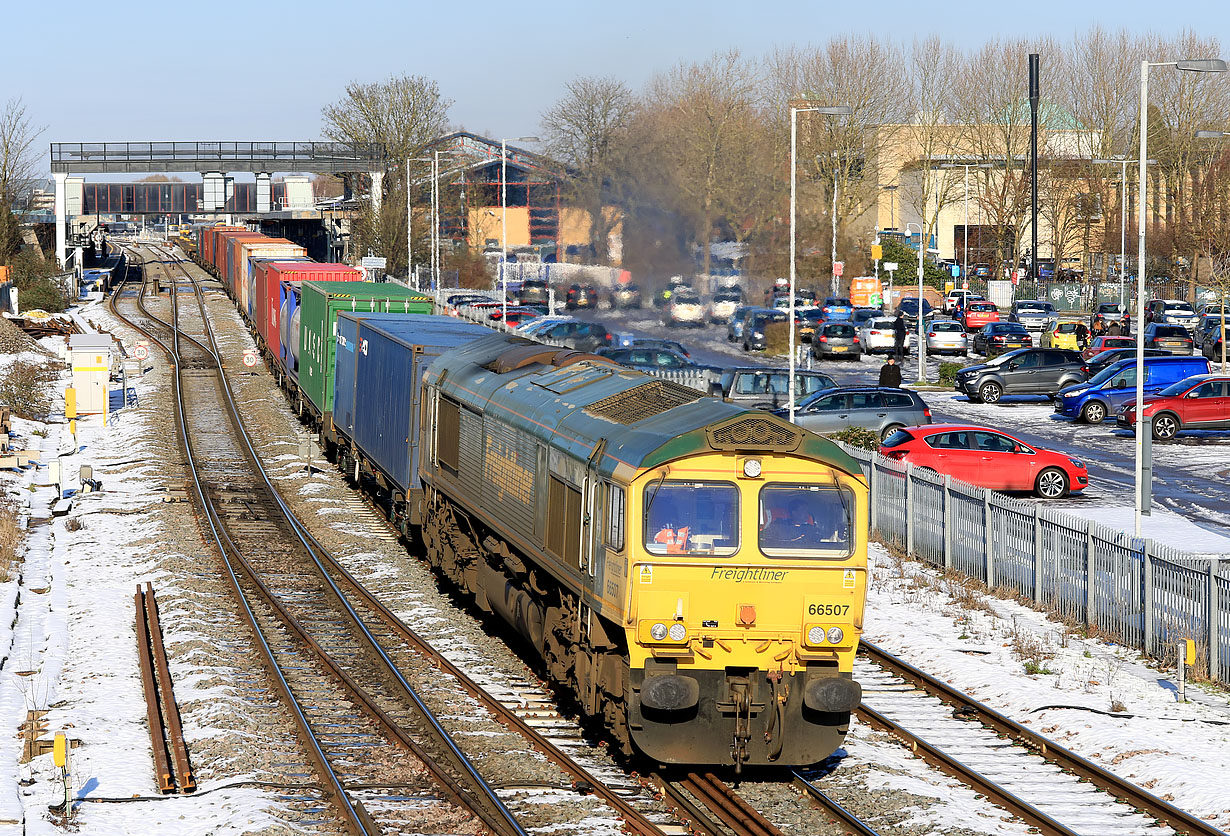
{"left": 640, "top": 674, "right": 700, "bottom": 711}
{"left": 804, "top": 676, "right": 862, "bottom": 713}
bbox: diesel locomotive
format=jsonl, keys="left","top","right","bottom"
{"left": 417, "top": 333, "right": 867, "bottom": 768}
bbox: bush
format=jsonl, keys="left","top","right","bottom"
{"left": 0, "top": 498, "right": 21, "bottom": 583}
{"left": 826, "top": 426, "right": 881, "bottom": 450}
{"left": 10, "top": 249, "right": 71, "bottom": 313}
{"left": 938, "top": 362, "right": 963, "bottom": 385}
{"left": 762, "top": 320, "right": 791, "bottom": 355}
{"left": 0, "top": 358, "right": 58, "bottom": 420}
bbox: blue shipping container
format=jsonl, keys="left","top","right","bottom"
{"left": 279, "top": 280, "right": 303, "bottom": 381}
{"left": 333, "top": 311, "right": 426, "bottom": 442}
{"left": 344, "top": 313, "right": 491, "bottom": 494}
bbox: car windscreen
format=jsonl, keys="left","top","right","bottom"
{"left": 1158, "top": 376, "right": 1205, "bottom": 397}
{"left": 931, "top": 321, "right": 964, "bottom": 332}
{"left": 881, "top": 428, "right": 914, "bottom": 447}
{"left": 1155, "top": 325, "right": 1189, "bottom": 337}
{"left": 676, "top": 295, "right": 701, "bottom": 304}
{"left": 1164, "top": 303, "right": 1195, "bottom": 313}
{"left": 823, "top": 324, "right": 856, "bottom": 337}
{"left": 1088, "top": 361, "right": 1131, "bottom": 387}
{"left": 997, "top": 323, "right": 1028, "bottom": 333}
{"left": 1016, "top": 302, "right": 1048, "bottom": 311}
{"left": 715, "top": 291, "right": 741, "bottom": 302}
{"left": 758, "top": 484, "right": 852, "bottom": 556}
{"left": 969, "top": 303, "right": 997, "bottom": 312}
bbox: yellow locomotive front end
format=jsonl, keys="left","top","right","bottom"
{"left": 624, "top": 420, "right": 867, "bottom": 768}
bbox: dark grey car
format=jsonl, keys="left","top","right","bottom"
{"left": 785, "top": 387, "right": 932, "bottom": 440}
{"left": 811, "top": 321, "right": 860, "bottom": 360}
{"left": 711, "top": 368, "right": 837, "bottom": 410}
{"left": 743, "top": 309, "right": 788, "bottom": 351}
{"left": 954, "top": 348, "right": 1085, "bottom": 403}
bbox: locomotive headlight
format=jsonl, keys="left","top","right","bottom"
{"left": 807, "top": 625, "right": 825, "bottom": 645}
{"left": 743, "top": 459, "right": 762, "bottom": 478}
{"left": 668, "top": 623, "right": 687, "bottom": 642}
{"left": 827, "top": 626, "right": 844, "bottom": 644}
{"left": 650, "top": 623, "right": 668, "bottom": 641}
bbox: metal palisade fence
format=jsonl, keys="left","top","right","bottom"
{"left": 838, "top": 443, "right": 1229, "bottom": 685}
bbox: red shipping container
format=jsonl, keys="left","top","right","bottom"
{"left": 218, "top": 231, "right": 265, "bottom": 294}
{"left": 200, "top": 225, "right": 245, "bottom": 273}
{"left": 259, "top": 262, "right": 363, "bottom": 364}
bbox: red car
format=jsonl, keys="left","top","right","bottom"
{"left": 1117, "top": 374, "right": 1230, "bottom": 440}
{"left": 962, "top": 301, "right": 1001, "bottom": 331}
{"left": 880, "top": 423, "right": 1088, "bottom": 498}
{"left": 1082, "top": 335, "right": 1135, "bottom": 361}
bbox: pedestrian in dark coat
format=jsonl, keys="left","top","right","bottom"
{"left": 893, "top": 311, "right": 908, "bottom": 357}
{"left": 879, "top": 356, "right": 903, "bottom": 388}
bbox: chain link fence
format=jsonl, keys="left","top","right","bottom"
{"left": 839, "top": 443, "right": 1229, "bottom": 684}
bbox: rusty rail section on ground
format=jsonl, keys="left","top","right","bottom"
{"left": 134, "top": 583, "right": 195, "bottom": 793}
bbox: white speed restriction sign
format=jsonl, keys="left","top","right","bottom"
{"left": 134, "top": 345, "right": 149, "bottom": 360}
{"left": 242, "top": 352, "right": 258, "bottom": 368}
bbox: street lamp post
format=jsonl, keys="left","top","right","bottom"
{"left": 789, "top": 102, "right": 852, "bottom": 423}
{"left": 1133, "top": 58, "right": 1227, "bottom": 536}
{"left": 500, "top": 136, "right": 540, "bottom": 325}
{"left": 905, "top": 222, "right": 926, "bottom": 383}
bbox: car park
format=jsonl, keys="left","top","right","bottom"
{"left": 972, "top": 321, "right": 1032, "bottom": 355}
{"left": 1143, "top": 323, "right": 1194, "bottom": 354}
{"left": 726, "top": 305, "right": 753, "bottom": 342}
{"left": 787, "top": 387, "right": 932, "bottom": 440}
{"left": 811, "top": 321, "right": 860, "bottom": 360}
{"left": 710, "top": 368, "right": 837, "bottom": 410}
{"left": 708, "top": 287, "right": 744, "bottom": 323}
{"left": 595, "top": 347, "right": 713, "bottom": 372}
{"left": 1118, "top": 374, "right": 1230, "bottom": 440}
{"left": 516, "top": 314, "right": 574, "bottom": 336}
{"left": 821, "top": 297, "right": 854, "bottom": 320}
{"left": 518, "top": 278, "right": 550, "bottom": 305}
{"left": 1054, "top": 355, "right": 1211, "bottom": 423}
{"left": 565, "top": 283, "right": 599, "bottom": 310}
{"left": 880, "top": 424, "right": 1088, "bottom": 498}
{"left": 955, "top": 348, "right": 1084, "bottom": 403}
{"left": 896, "top": 297, "right": 934, "bottom": 332}
{"left": 1145, "top": 299, "right": 1200, "bottom": 330}
{"left": 743, "top": 309, "right": 788, "bottom": 351}
{"left": 1081, "top": 347, "right": 1170, "bottom": 378}
{"left": 961, "top": 300, "right": 1001, "bottom": 331}
{"left": 795, "top": 308, "right": 827, "bottom": 343}
{"left": 1195, "top": 315, "right": 1229, "bottom": 351}
{"left": 1082, "top": 335, "right": 1135, "bottom": 361}
{"left": 859, "top": 316, "right": 913, "bottom": 354}
{"left": 627, "top": 337, "right": 692, "bottom": 358}
{"left": 1091, "top": 303, "right": 1131, "bottom": 334}
{"left": 943, "top": 290, "right": 985, "bottom": 315}
{"left": 532, "top": 319, "right": 614, "bottom": 351}
{"left": 610, "top": 282, "right": 642, "bottom": 310}
{"left": 925, "top": 319, "right": 969, "bottom": 356}
{"left": 663, "top": 291, "right": 706, "bottom": 327}
{"left": 1009, "top": 300, "right": 1058, "bottom": 332}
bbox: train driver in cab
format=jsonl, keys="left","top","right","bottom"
{"left": 651, "top": 498, "right": 690, "bottom": 554}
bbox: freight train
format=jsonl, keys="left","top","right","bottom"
{"left": 183, "top": 226, "right": 869, "bottom": 769}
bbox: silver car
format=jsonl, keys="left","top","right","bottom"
{"left": 789, "top": 387, "right": 933, "bottom": 440}
{"left": 1009, "top": 300, "right": 1058, "bottom": 333}
{"left": 926, "top": 319, "right": 969, "bottom": 356}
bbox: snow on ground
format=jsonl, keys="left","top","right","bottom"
{"left": 863, "top": 541, "right": 1230, "bottom": 828}
{"left": 1060, "top": 503, "right": 1230, "bottom": 555}
{"left": 0, "top": 320, "right": 288, "bottom": 835}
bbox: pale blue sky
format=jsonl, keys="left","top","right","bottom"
{"left": 6, "top": 0, "right": 1224, "bottom": 175}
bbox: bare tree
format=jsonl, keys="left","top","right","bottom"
{"left": 322, "top": 75, "right": 451, "bottom": 274}
{"left": 0, "top": 97, "right": 46, "bottom": 265}
{"left": 541, "top": 76, "right": 634, "bottom": 263}
{"left": 633, "top": 50, "right": 767, "bottom": 277}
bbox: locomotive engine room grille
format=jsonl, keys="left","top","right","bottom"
{"left": 706, "top": 416, "right": 803, "bottom": 452}
{"left": 584, "top": 380, "right": 704, "bottom": 424}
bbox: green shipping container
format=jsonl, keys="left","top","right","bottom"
{"left": 298, "top": 280, "right": 434, "bottom": 420}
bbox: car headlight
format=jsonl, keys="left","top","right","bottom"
{"left": 650, "top": 623, "right": 668, "bottom": 641}
{"left": 752, "top": 331, "right": 763, "bottom": 337}
{"left": 668, "top": 623, "right": 687, "bottom": 642}
{"left": 827, "top": 626, "right": 844, "bottom": 644}
{"left": 1069, "top": 458, "right": 1084, "bottom": 469}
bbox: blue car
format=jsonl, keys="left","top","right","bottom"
{"left": 821, "top": 297, "right": 854, "bottom": 320}
{"left": 1054, "top": 355, "right": 1211, "bottom": 424}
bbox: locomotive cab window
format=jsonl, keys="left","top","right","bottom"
{"left": 644, "top": 481, "right": 738, "bottom": 556}
{"left": 759, "top": 484, "right": 852, "bottom": 557}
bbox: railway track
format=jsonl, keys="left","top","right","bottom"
{"left": 854, "top": 640, "right": 1229, "bottom": 836}
{"left": 111, "top": 246, "right": 528, "bottom": 836}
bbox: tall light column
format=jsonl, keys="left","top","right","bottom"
{"left": 788, "top": 102, "right": 852, "bottom": 423}
{"left": 1134, "top": 58, "right": 1227, "bottom": 536}
{"left": 500, "top": 136, "right": 539, "bottom": 324}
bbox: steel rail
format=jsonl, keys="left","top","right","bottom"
{"left": 153, "top": 245, "right": 670, "bottom": 836}
{"left": 110, "top": 248, "right": 376, "bottom": 836}
{"left": 675, "top": 773, "right": 785, "bottom": 836}
{"left": 791, "top": 773, "right": 880, "bottom": 836}
{"left": 859, "top": 640, "right": 1230, "bottom": 836}
{"left": 145, "top": 246, "right": 531, "bottom": 836}
{"left": 133, "top": 585, "right": 174, "bottom": 793}
{"left": 142, "top": 583, "right": 195, "bottom": 792}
